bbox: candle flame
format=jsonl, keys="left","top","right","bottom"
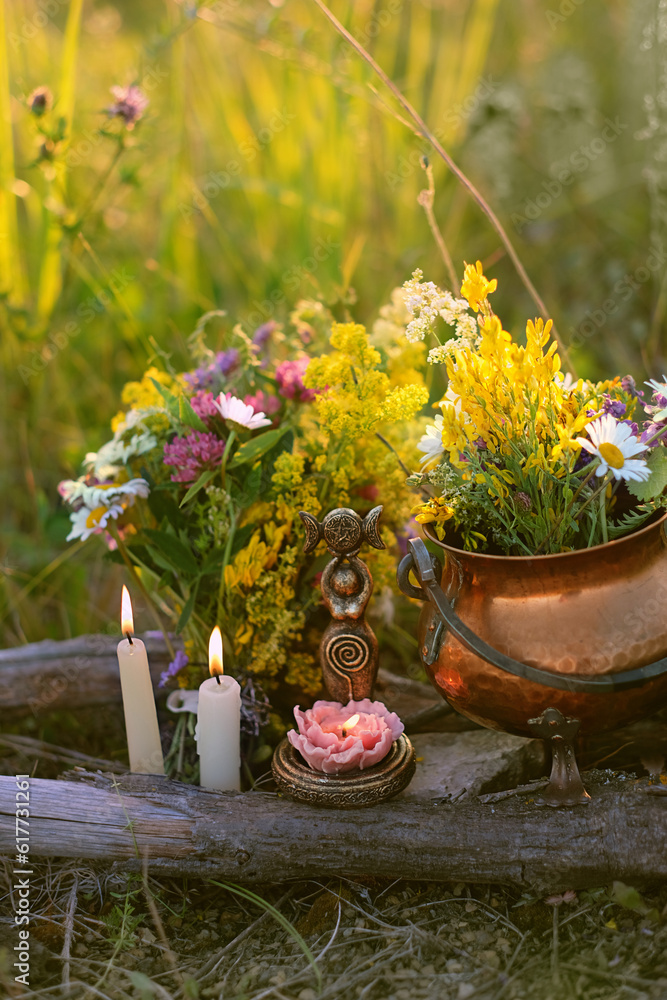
{"left": 121, "top": 585, "right": 134, "bottom": 637}
{"left": 342, "top": 713, "right": 360, "bottom": 737}
{"left": 209, "top": 626, "right": 224, "bottom": 677}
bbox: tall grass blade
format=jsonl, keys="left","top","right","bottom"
{"left": 0, "top": 0, "right": 25, "bottom": 304}
{"left": 36, "top": 0, "right": 84, "bottom": 324}
{"left": 208, "top": 880, "right": 322, "bottom": 991}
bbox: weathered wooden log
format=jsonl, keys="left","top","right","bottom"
{"left": 1, "top": 770, "right": 665, "bottom": 892}
{"left": 0, "top": 632, "right": 442, "bottom": 720}
{"left": 0, "top": 633, "right": 176, "bottom": 715}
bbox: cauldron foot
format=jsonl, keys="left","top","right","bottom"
{"left": 528, "top": 708, "right": 590, "bottom": 807}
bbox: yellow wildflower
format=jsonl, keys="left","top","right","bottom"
{"left": 410, "top": 496, "right": 455, "bottom": 525}
{"left": 460, "top": 260, "right": 498, "bottom": 312}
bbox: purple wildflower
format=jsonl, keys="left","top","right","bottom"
{"left": 252, "top": 321, "right": 277, "bottom": 349}
{"left": 244, "top": 390, "right": 281, "bottom": 416}
{"left": 28, "top": 86, "right": 52, "bottom": 116}
{"left": 189, "top": 390, "right": 219, "bottom": 420}
{"left": 275, "top": 357, "right": 316, "bottom": 402}
{"left": 602, "top": 396, "right": 626, "bottom": 419}
{"left": 184, "top": 349, "right": 239, "bottom": 392}
{"left": 163, "top": 431, "right": 225, "bottom": 484}
{"left": 159, "top": 650, "right": 189, "bottom": 688}
{"left": 107, "top": 85, "right": 148, "bottom": 129}
{"left": 513, "top": 491, "right": 532, "bottom": 512}
{"left": 621, "top": 375, "right": 645, "bottom": 400}
{"left": 395, "top": 517, "right": 420, "bottom": 559}
{"left": 641, "top": 421, "right": 667, "bottom": 445}
{"left": 472, "top": 437, "right": 487, "bottom": 450}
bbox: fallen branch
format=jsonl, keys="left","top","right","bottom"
{"left": 0, "top": 735, "right": 128, "bottom": 774}
{"left": 0, "top": 633, "right": 176, "bottom": 716}
{"left": 1, "top": 771, "right": 665, "bottom": 893}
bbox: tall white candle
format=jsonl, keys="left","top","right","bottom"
{"left": 116, "top": 586, "right": 165, "bottom": 775}
{"left": 196, "top": 626, "right": 241, "bottom": 791}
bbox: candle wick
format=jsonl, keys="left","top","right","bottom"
{"left": 125, "top": 632, "right": 134, "bottom": 645}
{"left": 215, "top": 674, "right": 221, "bottom": 685}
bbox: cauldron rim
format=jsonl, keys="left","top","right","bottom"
{"left": 422, "top": 508, "right": 667, "bottom": 564}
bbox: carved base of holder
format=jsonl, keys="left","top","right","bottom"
{"left": 271, "top": 734, "right": 416, "bottom": 808}
{"left": 528, "top": 707, "right": 591, "bottom": 807}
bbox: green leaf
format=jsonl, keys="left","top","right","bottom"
{"left": 179, "top": 469, "right": 218, "bottom": 507}
{"left": 628, "top": 448, "right": 667, "bottom": 500}
{"left": 148, "top": 487, "right": 186, "bottom": 529}
{"left": 176, "top": 585, "right": 198, "bottom": 632}
{"left": 142, "top": 529, "right": 199, "bottom": 576}
{"left": 200, "top": 548, "right": 227, "bottom": 574}
{"left": 230, "top": 523, "right": 255, "bottom": 557}
{"left": 241, "top": 463, "right": 263, "bottom": 506}
{"left": 179, "top": 395, "right": 208, "bottom": 431}
{"left": 149, "top": 377, "right": 179, "bottom": 418}
{"left": 610, "top": 881, "right": 646, "bottom": 912}
{"left": 127, "top": 971, "right": 158, "bottom": 999}
{"left": 228, "top": 427, "right": 288, "bottom": 468}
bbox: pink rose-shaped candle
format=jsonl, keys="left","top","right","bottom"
{"left": 287, "top": 699, "right": 404, "bottom": 774}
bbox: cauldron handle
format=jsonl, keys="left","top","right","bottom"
{"left": 397, "top": 538, "right": 597, "bottom": 807}
{"left": 397, "top": 537, "right": 667, "bottom": 694}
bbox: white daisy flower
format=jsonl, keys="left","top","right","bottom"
{"left": 58, "top": 478, "right": 150, "bottom": 510}
{"left": 575, "top": 414, "right": 649, "bottom": 482}
{"left": 66, "top": 503, "right": 124, "bottom": 542}
{"left": 417, "top": 414, "right": 445, "bottom": 467}
{"left": 214, "top": 392, "right": 272, "bottom": 430}
{"left": 645, "top": 375, "right": 667, "bottom": 421}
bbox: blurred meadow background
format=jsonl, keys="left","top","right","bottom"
{"left": 2, "top": 0, "right": 667, "bottom": 647}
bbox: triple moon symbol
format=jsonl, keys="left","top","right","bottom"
{"left": 324, "top": 633, "right": 370, "bottom": 675}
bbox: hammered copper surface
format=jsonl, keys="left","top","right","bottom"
{"left": 418, "top": 513, "right": 667, "bottom": 737}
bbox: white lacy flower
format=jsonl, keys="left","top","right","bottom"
{"left": 214, "top": 392, "right": 272, "bottom": 429}
{"left": 427, "top": 345, "right": 451, "bottom": 364}
{"left": 417, "top": 415, "right": 445, "bottom": 467}
{"left": 402, "top": 270, "right": 474, "bottom": 343}
{"left": 575, "top": 414, "right": 649, "bottom": 481}
{"left": 66, "top": 502, "right": 124, "bottom": 542}
{"left": 454, "top": 314, "right": 479, "bottom": 342}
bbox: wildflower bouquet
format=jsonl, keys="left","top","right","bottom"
{"left": 58, "top": 307, "right": 427, "bottom": 727}
{"left": 406, "top": 262, "right": 667, "bottom": 556}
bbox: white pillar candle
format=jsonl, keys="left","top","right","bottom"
{"left": 116, "top": 586, "right": 165, "bottom": 775}
{"left": 196, "top": 626, "right": 241, "bottom": 791}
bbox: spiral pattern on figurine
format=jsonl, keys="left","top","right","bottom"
{"left": 324, "top": 633, "right": 369, "bottom": 674}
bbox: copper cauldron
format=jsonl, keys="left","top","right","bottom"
{"left": 397, "top": 512, "right": 667, "bottom": 805}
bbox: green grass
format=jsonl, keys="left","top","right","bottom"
{"left": 1, "top": 0, "right": 666, "bottom": 644}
